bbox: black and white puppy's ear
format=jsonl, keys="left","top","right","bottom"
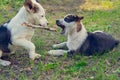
{"left": 75, "top": 16, "right": 84, "bottom": 21}
{"left": 78, "top": 16, "right": 84, "bottom": 20}
{"left": 35, "top": 0, "right": 39, "bottom": 2}
{"left": 76, "top": 16, "right": 84, "bottom": 32}
{"left": 24, "top": 0, "right": 39, "bottom": 13}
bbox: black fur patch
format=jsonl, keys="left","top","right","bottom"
{"left": 64, "top": 14, "right": 79, "bottom": 23}
{"left": 0, "top": 21, "right": 11, "bottom": 53}
{"left": 78, "top": 32, "right": 119, "bottom": 56}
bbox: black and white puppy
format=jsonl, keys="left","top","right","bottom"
{"left": 48, "top": 14, "right": 119, "bottom": 56}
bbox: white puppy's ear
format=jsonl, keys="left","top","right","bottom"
{"left": 24, "top": 0, "right": 39, "bottom": 13}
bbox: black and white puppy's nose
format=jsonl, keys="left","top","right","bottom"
{"left": 56, "top": 20, "right": 61, "bottom": 26}
{"left": 56, "top": 20, "right": 59, "bottom": 24}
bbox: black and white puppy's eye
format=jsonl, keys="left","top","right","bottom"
{"left": 64, "top": 16, "right": 74, "bottom": 23}
{"left": 64, "top": 15, "right": 79, "bottom": 23}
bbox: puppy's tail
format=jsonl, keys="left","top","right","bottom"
{"left": 48, "top": 50, "right": 67, "bottom": 56}
{"left": 115, "top": 40, "right": 119, "bottom": 46}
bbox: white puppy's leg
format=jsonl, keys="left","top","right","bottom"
{"left": 0, "top": 50, "right": 11, "bottom": 66}
{"left": 10, "top": 45, "right": 18, "bottom": 54}
{"left": 48, "top": 50, "right": 67, "bottom": 56}
{"left": 53, "top": 42, "right": 67, "bottom": 49}
{"left": 13, "top": 39, "right": 41, "bottom": 60}
{"left": 0, "top": 51, "right": 2, "bottom": 58}
{"left": 0, "top": 59, "right": 11, "bottom": 66}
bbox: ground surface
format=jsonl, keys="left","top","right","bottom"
{"left": 0, "top": 0, "right": 120, "bottom": 80}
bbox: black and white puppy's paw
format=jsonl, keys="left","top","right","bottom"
{"left": 48, "top": 50, "right": 67, "bottom": 56}
{"left": 52, "top": 44, "right": 58, "bottom": 49}
{"left": 67, "top": 50, "right": 75, "bottom": 57}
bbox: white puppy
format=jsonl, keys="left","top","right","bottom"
{"left": 0, "top": 0, "right": 48, "bottom": 66}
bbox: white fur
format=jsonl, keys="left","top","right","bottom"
{"left": 53, "top": 42, "right": 67, "bottom": 49}
{"left": 0, "top": 59, "right": 11, "bottom": 66}
{"left": 67, "top": 22, "right": 87, "bottom": 50}
{"left": 0, "top": 50, "right": 2, "bottom": 57}
{"left": 93, "top": 30, "right": 104, "bottom": 33}
{"left": 0, "top": 0, "right": 48, "bottom": 66}
{"left": 48, "top": 50, "right": 67, "bottom": 56}
{"left": 0, "top": 50, "right": 11, "bottom": 66}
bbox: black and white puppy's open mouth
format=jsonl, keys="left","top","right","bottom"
{"left": 56, "top": 20, "right": 66, "bottom": 34}
{"left": 56, "top": 14, "right": 81, "bottom": 34}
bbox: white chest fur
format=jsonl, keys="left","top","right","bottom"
{"left": 7, "top": 7, "right": 34, "bottom": 40}
{"left": 67, "top": 26, "right": 87, "bottom": 51}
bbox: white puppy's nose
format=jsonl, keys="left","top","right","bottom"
{"left": 47, "top": 22, "right": 49, "bottom": 25}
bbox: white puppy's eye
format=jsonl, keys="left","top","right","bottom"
{"left": 41, "top": 15, "right": 44, "bottom": 17}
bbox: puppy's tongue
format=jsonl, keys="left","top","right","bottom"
{"left": 61, "top": 28, "right": 65, "bottom": 34}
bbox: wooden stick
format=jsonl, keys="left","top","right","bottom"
{"left": 22, "top": 22, "right": 57, "bottom": 31}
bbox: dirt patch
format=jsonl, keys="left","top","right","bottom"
{"left": 41, "top": 0, "right": 85, "bottom": 13}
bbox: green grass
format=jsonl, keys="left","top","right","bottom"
{"left": 0, "top": 0, "right": 120, "bottom": 80}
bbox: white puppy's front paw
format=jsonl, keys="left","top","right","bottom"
{"left": 0, "top": 60, "right": 11, "bottom": 66}
{"left": 48, "top": 50, "right": 67, "bottom": 56}
{"left": 30, "top": 53, "right": 41, "bottom": 60}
